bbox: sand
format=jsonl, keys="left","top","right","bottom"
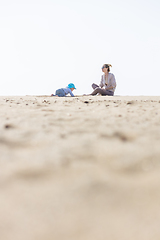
{"left": 0, "top": 95, "right": 160, "bottom": 240}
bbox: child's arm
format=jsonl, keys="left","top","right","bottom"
{"left": 69, "top": 89, "right": 74, "bottom": 97}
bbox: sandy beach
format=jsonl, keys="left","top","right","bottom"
{"left": 0, "top": 95, "right": 160, "bottom": 240}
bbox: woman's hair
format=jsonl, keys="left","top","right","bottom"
{"left": 103, "top": 64, "right": 112, "bottom": 72}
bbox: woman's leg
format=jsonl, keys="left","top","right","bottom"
{"left": 92, "top": 83, "right": 99, "bottom": 89}
{"left": 91, "top": 87, "right": 114, "bottom": 96}
{"left": 104, "top": 90, "right": 114, "bottom": 96}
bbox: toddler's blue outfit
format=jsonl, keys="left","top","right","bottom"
{"left": 55, "top": 87, "right": 74, "bottom": 97}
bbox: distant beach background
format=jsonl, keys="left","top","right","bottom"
{"left": 0, "top": 0, "right": 160, "bottom": 96}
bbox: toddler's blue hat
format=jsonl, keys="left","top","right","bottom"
{"left": 67, "top": 83, "right": 76, "bottom": 89}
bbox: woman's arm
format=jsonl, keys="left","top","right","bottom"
{"left": 99, "top": 75, "right": 104, "bottom": 88}
{"left": 106, "top": 74, "right": 116, "bottom": 90}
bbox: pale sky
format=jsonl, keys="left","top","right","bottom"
{"left": 0, "top": 0, "right": 160, "bottom": 96}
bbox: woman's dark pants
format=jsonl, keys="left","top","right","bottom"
{"left": 91, "top": 84, "right": 114, "bottom": 96}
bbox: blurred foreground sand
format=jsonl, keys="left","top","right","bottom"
{"left": 0, "top": 95, "right": 160, "bottom": 240}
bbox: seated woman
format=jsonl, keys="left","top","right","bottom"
{"left": 91, "top": 64, "right": 116, "bottom": 96}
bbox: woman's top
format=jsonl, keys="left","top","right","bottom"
{"left": 62, "top": 87, "right": 74, "bottom": 97}
{"left": 99, "top": 73, "right": 116, "bottom": 93}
